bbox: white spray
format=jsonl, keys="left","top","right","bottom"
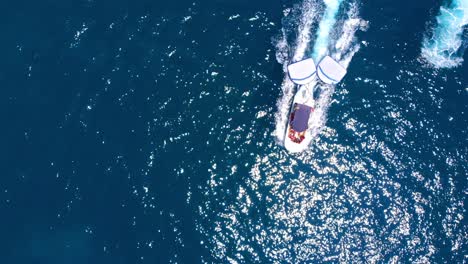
{"left": 421, "top": 0, "right": 468, "bottom": 68}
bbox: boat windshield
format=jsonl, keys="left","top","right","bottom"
{"left": 290, "top": 103, "right": 312, "bottom": 132}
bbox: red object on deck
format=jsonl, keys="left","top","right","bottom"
{"left": 287, "top": 106, "right": 313, "bottom": 144}
{"left": 288, "top": 128, "right": 305, "bottom": 143}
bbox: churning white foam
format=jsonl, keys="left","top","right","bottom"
{"left": 421, "top": 0, "right": 468, "bottom": 68}
{"left": 311, "top": 0, "right": 345, "bottom": 61}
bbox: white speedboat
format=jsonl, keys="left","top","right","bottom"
{"left": 284, "top": 56, "right": 346, "bottom": 152}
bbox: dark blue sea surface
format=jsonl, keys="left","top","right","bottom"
{"left": 0, "top": 0, "right": 466, "bottom": 263}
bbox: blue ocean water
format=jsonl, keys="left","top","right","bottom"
{"left": 0, "top": 0, "right": 466, "bottom": 263}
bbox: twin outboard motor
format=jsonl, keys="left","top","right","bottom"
{"left": 287, "top": 56, "right": 346, "bottom": 85}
